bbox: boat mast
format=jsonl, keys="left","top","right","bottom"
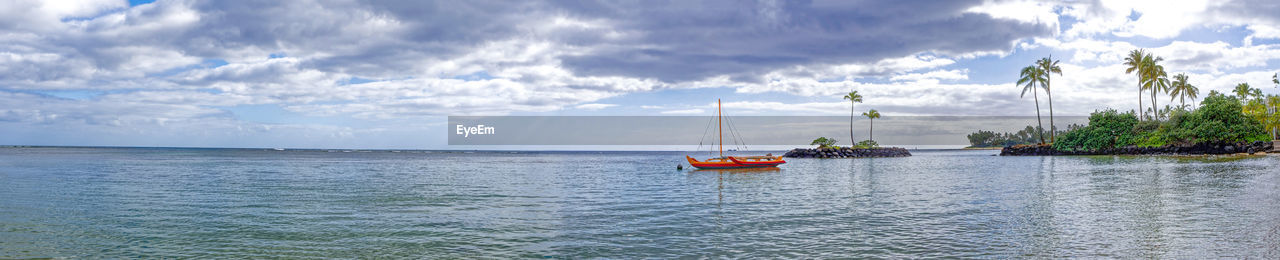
{"left": 718, "top": 99, "right": 723, "bottom": 158}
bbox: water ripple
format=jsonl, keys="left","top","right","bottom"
{"left": 1, "top": 148, "right": 1279, "bottom": 258}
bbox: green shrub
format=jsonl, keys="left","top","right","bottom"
{"left": 1054, "top": 92, "right": 1268, "bottom": 151}
{"left": 965, "top": 125, "right": 1057, "bottom": 147}
{"left": 1134, "top": 131, "right": 1168, "bottom": 147}
{"left": 855, "top": 140, "right": 879, "bottom": 149}
{"left": 1052, "top": 109, "right": 1141, "bottom": 151}
{"left": 1162, "top": 93, "right": 1268, "bottom": 144}
{"left": 810, "top": 137, "right": 838, "bottom": 148}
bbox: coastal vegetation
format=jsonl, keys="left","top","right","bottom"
{"left": 966, "top": 126, "right": 1071, "bottom": 148}
{"left": 810, "top": 137, "right": 838, "bottom": 148}
{"left": 1002, "top": 49, "right": 1278, "bottom": 155}
{"left": 809, "top": 137, "right": 881, "bottom": 149}
{"left": 855, "top": 140, "right": 880, "bottom": 149}
{"left": 1051, "top": 91, "right": 1269, "bottom": 151}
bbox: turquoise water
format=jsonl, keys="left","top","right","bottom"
{"left": 2, "top": 147, "right": 1279, "bottom": 258}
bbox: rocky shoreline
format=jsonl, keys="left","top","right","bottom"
{"left": 783, "top": 147, "right": 912, "bottom": 158}
{"left": 1000, "top": 141, "right": 1275, "bottom": 156}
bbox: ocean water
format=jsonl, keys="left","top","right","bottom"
{"left": 2, "top": 147, "right": 1279, "bottom": 258}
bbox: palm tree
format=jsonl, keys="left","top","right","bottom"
{"left": 1169, "top": 73, "right": 1199, "bottom": 109}
{"left": 1017, "top": 65, "right": 1047, "bottom": 144}
{"left": 1141, "top": 54, "right": 1169, "bottom": 120}
{"left": 842, "top": 91, "right": 863, "bottom": 147}
{"left": 1234, "top": 83, "right": 1252, "bottom": 102}
{"left": 1037, "top": 55, "right": 1062, "bottom": 142}
{"left": 1124, "top": 49, "right": 1147, "bottom": 119}
{"left": 1267, "top": 95, "right": 1280, "bottom": 140}
{"left": 862, "top": 109, "right": 881, "bottom": 141}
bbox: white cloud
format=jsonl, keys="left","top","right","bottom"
{"left": 890, "top": 69, "right": 969, "bottom": 82}
{"left": 574, "top": 103, "right": 617, "bottom": 110}
{"left": 1149, "top": 41, "right": 1280, "bottom": 74}
{"left": 660, "top": 109, "right": 706, "bottom": 115}
{"left": 3, "top": 0, "right": 1280, "bottom": 148}
{"left": 966, "top": 0, "right": 1061, "bottom": 35}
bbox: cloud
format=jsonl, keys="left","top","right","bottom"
{"left": 660, "top": 109, "right": 705, "bottom": 115}
{"left": 555, "top": 0, "right": 1053, "bottom": 82}
{"left": 574, "top": 103, "right": 617, "bottom": 110}
{"left": 1149, "top": 41, "right": 1280, "bottom": 73}
{"left": 2, "top": 0, "right": 1280, "bottom": 148}
{"left": 1056, "top": 0, "right": 1280, "bottom": 40}
{"left": 890, "top": 69, "right": 969, "bottom": 82}
{"left": 2, "top": 0, "right": 1055, "bottom": 120}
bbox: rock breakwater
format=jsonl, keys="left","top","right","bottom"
{"left": 782, "top": 147, "right": 912, "bottom": 158}
{"left": 1000, "top": 141, "right": 1274, "bottom": 156}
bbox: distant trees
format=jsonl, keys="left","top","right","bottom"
{"left": 965, "top": 126, "right": 1071, "bottom": 148}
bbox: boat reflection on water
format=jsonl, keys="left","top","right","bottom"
{"left": 689, "top": 167, "right": 781, "bottom": 174}
{"left": 689, "top": 167, "right": 782, "bottom": 222}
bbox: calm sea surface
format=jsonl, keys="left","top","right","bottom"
{"left": 2, "top": 147, "right": 1279, "bottom": 258}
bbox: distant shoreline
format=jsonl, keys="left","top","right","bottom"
{"left": 961, "top": 146, "right": 1004, "bottom": 150}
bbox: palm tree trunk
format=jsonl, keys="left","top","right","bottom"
{"left": 849, "top": 103, "right": 854, "bottom": 147}
{"left": 1152, "top": 89, "right": 1159, "bottom": 120}
{"left": 1138, "top": 83, "right": 1144, "bottom": 120}
{"left": 869, "top": 119, "right": 874, "bottom": 141}
{"left": 1033, "top": 86, "right": 1045, "bottom": 144}
{"left": 1264, "top": 102, "right": 1274, "bottom": 140}
{"left": 1046, "top": 77, "right": 1054, "bottom": 143}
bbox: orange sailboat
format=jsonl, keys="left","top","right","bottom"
{"left": 685, "top": 99, "right": 786, "bottom": 169}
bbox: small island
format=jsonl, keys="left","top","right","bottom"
{"left": 783, "top": 137, "right": 911, "bottom": 158}
{"left": 785, "top": 91, "right": 912, "bottom": 159}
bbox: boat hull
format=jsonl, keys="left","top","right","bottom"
{"left": 686, "top": 156, "right": 785, "bottom": 169}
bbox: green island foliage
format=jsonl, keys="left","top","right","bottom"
{"left": 854, "top": 140, "right": 879, "bottom": 149}
{"left": 810, "top": 137, "right": 838, "bottom": 148}
{"left": 966, "top": 126, "right": 1073, "bottom": 148}
{"left": 809, "top": 137, "right": 881, "bottom": 149}
{"left": 1051, "top": 91, "right": 1269, "bottom": 151}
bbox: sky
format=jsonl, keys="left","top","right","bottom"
{"left": 2, "top": 0, "right": 1279, "bottom": 149}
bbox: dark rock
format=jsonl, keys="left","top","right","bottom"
{"left": 783, "top": 147, "right": 912, "bottom": 158}
{"left": 1000, "top": 141, "right": 1270, "bottom": 156}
